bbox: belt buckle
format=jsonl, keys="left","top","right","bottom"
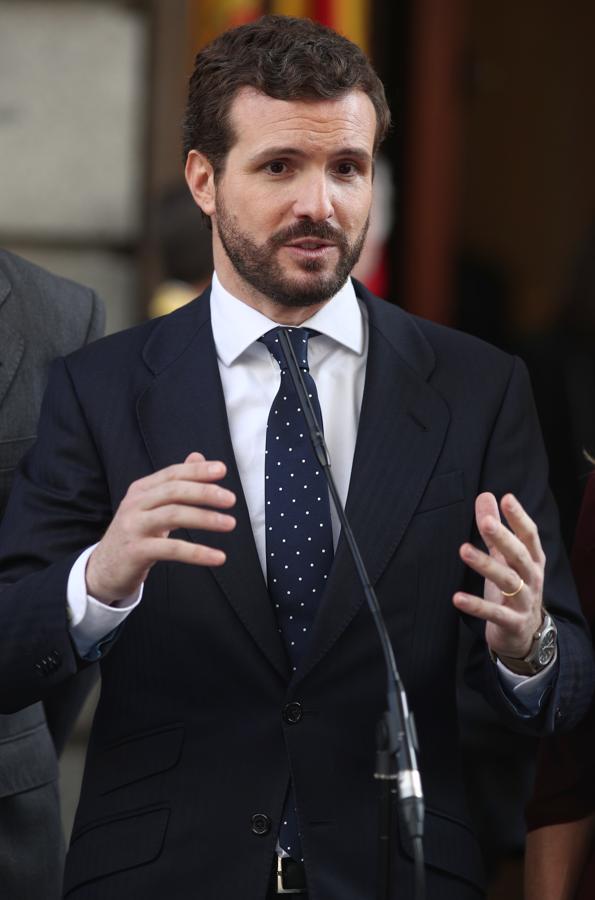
{"left": 276, "top": 856, "right": 305, "bottom": 894}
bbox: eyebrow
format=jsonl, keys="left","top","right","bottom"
{"left": 248, "top": 146, "right": 373, "bottom": 166}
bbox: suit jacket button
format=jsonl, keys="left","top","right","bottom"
{"left": 283, "top": 701, "right": 303, "bottom": 725}
{"left": 251, "top": 813, "right": 271, "bottom": 836}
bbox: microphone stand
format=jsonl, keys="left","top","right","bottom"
{"left": 278, "top": 329, "right": 426, "bottom": 900}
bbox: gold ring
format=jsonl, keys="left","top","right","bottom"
{"left": 501, "top": 577, "right": 524, "bottom": 598}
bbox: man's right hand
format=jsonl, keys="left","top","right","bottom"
{"left": 85, "top": 452, "right": 236, "bottom": 603}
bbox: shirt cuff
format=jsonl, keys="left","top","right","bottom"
{"left": 67, "top": 544, "right": 143, "bottom": 658}
{"left": 495, "top": 650, "right": 558, "bottom": 716}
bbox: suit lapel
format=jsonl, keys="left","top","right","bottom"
{"left": 0, "top": 271, "right": 25, "bottom": 410}
{"left": 137, "top": 290, "right": 289, "bottom": 681}
{"left": 296, "top": 287, "right": 451, "bottom": 682}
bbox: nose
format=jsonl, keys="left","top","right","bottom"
{"left": 292, "top": 173, "right": 334, "bottom": 221}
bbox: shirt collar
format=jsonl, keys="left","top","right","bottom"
{"left": 210, "top": 271, "right": 364, "bottom": 367}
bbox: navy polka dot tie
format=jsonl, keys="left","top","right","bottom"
{"left": 260, "top": 326, "right": 334, "bottom": 861}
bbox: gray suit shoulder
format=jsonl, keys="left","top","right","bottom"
{"left": 0, "top": 248, "right": 105, "bottom": 350}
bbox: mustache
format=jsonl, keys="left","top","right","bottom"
{"left": 269, "top": 221, "right": 347, "bottom": 250}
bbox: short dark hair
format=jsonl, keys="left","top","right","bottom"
{"left": 182, "top": 15, "right": 390, "bottom": 177}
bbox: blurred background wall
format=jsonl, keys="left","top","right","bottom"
{"left": 1, "top": 0, "right": 594, "bottom": 896}
{"left": 0, "top": 1, "right": 147, "bottom": 333}
{"left": 3, "top": 0, "right": 593, "bottom": 339}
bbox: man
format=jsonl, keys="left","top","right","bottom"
{"left": 0, "top": 248, "right": 104, "bottom": 899}
{"left": 0, "top": 17, "right": 592, "bottom": 900}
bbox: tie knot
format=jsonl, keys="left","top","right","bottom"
{"left": 260, "top": 327, "right": 314, "bottom": 372}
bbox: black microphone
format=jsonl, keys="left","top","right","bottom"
{"left": 277, "top": 328, "right": 425, "bottom": 900}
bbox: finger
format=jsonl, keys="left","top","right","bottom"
{"left": 171, "top": 459, "right": 227, "bottom": 483}
{"left": 184, "top": 452, "right": 205, "bottom": 463}
{"left": 500, "top": 493, "right": 545, "bottom": 566}
{"left": 459, "top": 543, "right": 528, "bottom": 597}
{"left": 453, "top": 591, "right": 522, "bottom": 628}
{"left": 145, "top": 536, "right": 228, "bottom": 567}
{"left": 142, "top": 505, "right": 236, "bottom": 535}
{"left": 466, "top": 514, "right": 535, "bottom": 584}
{"left": 128, "top": 459, "right": 229, "bottom": 496}
{"left": 137, "top": 480, "right": 236, "bottom": 513}
{"left": 475, "top": 492, "right": 500, "bottom": 529}
{"left": 474, "top": 493, "right": 508, "bottom": 563}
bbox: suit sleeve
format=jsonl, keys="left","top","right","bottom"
{"left": 462, "top": 355, "right": 595, "bottom": 734}
{"left": 0, "top": 356, "right": 113, "bottom": 713}
{"left": 41, "top": 288, "right": 105, "bottom": 751}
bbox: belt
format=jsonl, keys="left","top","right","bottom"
{"left": 269, "top": 856, "right": 307, "bottom": 895}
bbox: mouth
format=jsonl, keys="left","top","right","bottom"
{"left": 283, "top": 239, "right": 337, "bottom": 258}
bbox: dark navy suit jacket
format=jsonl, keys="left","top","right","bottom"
{"left": 0, "top": 281, "right": 592, "bottom": 900}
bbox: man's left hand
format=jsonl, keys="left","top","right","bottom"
{"left": 454, "top": 492, "right": 545, "bottom": 661}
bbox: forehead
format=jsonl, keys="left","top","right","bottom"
{"left": 227, "top": 87, "right": 377, "bottom": 157}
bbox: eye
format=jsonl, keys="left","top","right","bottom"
{"left": 335, "top": 161, "right": 360, "bottom": 177}
{"left": 265, "top": 160, "right": 288, "bottom": 175}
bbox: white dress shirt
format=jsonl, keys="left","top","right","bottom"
{"left": 67, "top": 272, "right": 553, "bottom": 708}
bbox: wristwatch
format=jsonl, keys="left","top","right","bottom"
{"left": 492, "top": 610, "right": 557, "bottom": 675}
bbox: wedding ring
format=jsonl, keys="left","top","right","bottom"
{"left": 501, "top": 577, "right": 524, "bottom": 598}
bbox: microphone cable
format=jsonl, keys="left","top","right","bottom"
{"left": 278, "top": 327, "right": 425, "bottom": 900}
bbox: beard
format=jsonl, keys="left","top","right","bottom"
{"left": 214, "top": 194, "right": 369, "bottom": 308}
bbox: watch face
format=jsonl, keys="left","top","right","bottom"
{"left": 537, "top": 628, "right": 556, "bottom": 666}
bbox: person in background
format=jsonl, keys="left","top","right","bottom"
{"left": 525, "top": 471, "right": 595, "bottom": 900}
{"left": 0, "top": 248, "right": 105, "bottom": 900}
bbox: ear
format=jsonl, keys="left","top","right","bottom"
{"left": 185, "top": 150, "right": 216, "bottom": 217}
